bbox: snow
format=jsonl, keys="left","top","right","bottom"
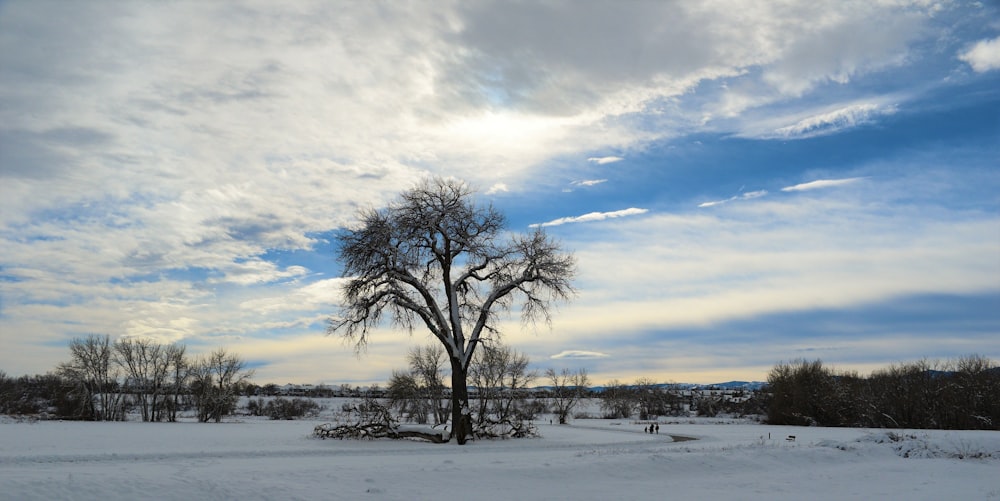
{"left": 2, "top": 411, "right": 998, "bottom": 500}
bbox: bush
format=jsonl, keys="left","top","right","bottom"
{"left": 766, "top": 355, "right": 1000, "bottom": 429}
{"left": 694, "top": 397, "right": 721, "bottom": 417}
{"left": 0, "top": 373, "right": 89, "bottom": 419}
{"left": 246, "top": 397, "right": 321, "bottom": 420}
{"left": 515, "top": 399, "right": 547, "bottom": 421}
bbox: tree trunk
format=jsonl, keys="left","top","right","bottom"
{"left": 393, "top": 429, "right": 448, "bottom": 443}
{"left": 450, "top": 358, "right": 470, "bottom": 445}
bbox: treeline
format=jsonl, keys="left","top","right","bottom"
{"left": 766, "top": 355, "right": 999, "bottom": 430}
{"left": 598, "top": 379, "right": 764, "bottom": 419}
{"left": 0, "top": 334, "right": 253, "bottom": 422}
{"left": 7, "top": 336, "right": 996, "bottom": 432}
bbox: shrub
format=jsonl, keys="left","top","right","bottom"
{"left": 246, "top": 397, "right": 321, "bottom": 420}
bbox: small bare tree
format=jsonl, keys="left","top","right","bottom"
{"left": 599, "top": 379, "right": 635, "bottom": 419}
{"left": 408, "top": 345, "right": 449, "bottom": 425}
{"left": 387, "top": 370, "right": 428, "bottom": 422}
{"left": 631, "top": 377, "right": 677, "bottom": 420}
{"left": 470, "top": 342, "right": 537, "bottom": 437}
{"left": 189, "top": 348, "right": 254, "bottom": 423}
{"left": 330, "top": 177, "right": 575, "bottom": 444}
{"left": 546, "top": 368, "right": 590, "bottom": 424}
{"left": 387, "top": 345, "right": 449, "bottom": 424}
{"left": 164, "top": 343, "right": 187, "bottom": 422}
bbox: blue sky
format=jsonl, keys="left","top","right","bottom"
{"left": 1, "top": 1, "right": 998, "bottom": 385}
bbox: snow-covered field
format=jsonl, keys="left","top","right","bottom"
{"left": 2, "top": 409, "right": 998, "bottom": 500}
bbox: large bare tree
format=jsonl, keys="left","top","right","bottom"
{"left": 330, "top": 177, "right": 575, "bottom": 444}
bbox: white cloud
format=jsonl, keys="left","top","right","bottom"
{"left": 587, "top": 156, "right": 624, "bottom": 165}
{"left": 697, "top": 200, "right": 725, "bottom": 208}
{"left": 782, "top": 177, "right": 866, "bottom": 192}
{"left": 959, "top": 36, "right": 1000, "bottom": 73}
{"left": 239, "top": 278, "right": 347, "bottom": 314}
{"left": 485, "top": 183, "right": 509, "bottom": 194}
{"left": 530, "top": 208, "right": 648, "bottom": 228}
{"left": 212, "top": 260, "right": 310, "bottom": 286}
{"left": 698, "top": 190, "right": 768, "bottom": 208}
{"left": 757, "top": 5, "right": 925, "bottom": 97}
{"left": 770, "top": 103, "right": 896, "bottom": 139}
{"left": 550, "top": 350, "right": 609, "bottom": 360}
{"left": 572, "top": 179, "right": 608, "bottom": 187}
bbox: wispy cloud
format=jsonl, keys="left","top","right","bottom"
{"left": 782, "top": 177, "right": 866, "bottom": 192}
{"left": 530, "top": 208, "right": 648, "bottom": 228}
{"left": 698, "top": 190, "right": 768, "bottom": 208}
{"left": 573, "top": 179, "right": 608, "bottom": 187}
{"left": 549, "top": 168, "right": 1000, "bottom": 366}
{"left": 550, "top": 350, "right": 609, "bottom": 360}
{"left": 587, "top": 156, "right": 623, "bottom": 165}
{"left": 959, "top": 36, "right": 1000, "bottom": 73}
{"left": 770, "top": 103, "right": 896, "bottom": 139}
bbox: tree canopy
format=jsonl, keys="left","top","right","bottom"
{"left": 329, "top": 177, "right": 575, "bottom": 443}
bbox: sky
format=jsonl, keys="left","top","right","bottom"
{"left": 1, "top": 1, "right": 998, "bottom": 386}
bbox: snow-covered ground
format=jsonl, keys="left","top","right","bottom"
{"left": 2, "top": 411, "right": 998, "bottom": 500}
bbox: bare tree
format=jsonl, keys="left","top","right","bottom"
{"left": 115, "top": 338, "right": 187, "bottom": 422}
{"left": 952, "top": 354, "right": 1000, "bottom": 429}
{"left": 386, "top": 346, "right": 449, "bottom": 424}
{"left": 57, "top": 334, "right": 126, "bottom": 421}
{"left": 115, "top": 338, "right": 159, "bottom": 422}
{"left": 387, "top": 370, "right": 428, "bottom": 422}
{"left": 469, "top": 342, "right": 537, "bottom": 437}
{"left": 546, "top": 368, "right": 590, "bottom": 424}
{"left": 631, "top": 377, "right": 677, "bottom": 420}
{"left": 330, "top": 177, "right": 575, "bottom": 444}
{"left": 408, "top": 345, "right": 449, "bottom": 425}
{"left": 189, "top": 348, "right": 254, "bottom": 423}
{"left": 599, "top": 379, "right": 634, "bottom": 419}
{"left": 163, "top": 343, "right": 187, "bottom": 422}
